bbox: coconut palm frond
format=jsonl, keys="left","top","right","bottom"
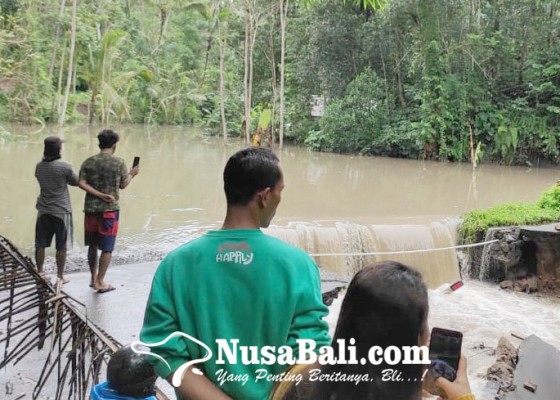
{"left": 0, "top": 235, "right": 169, "bottom": 400}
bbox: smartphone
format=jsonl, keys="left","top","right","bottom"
{"left": 132, "top": 156, "right": 140, "bottom": 168}
{"left": 429, "top": 327, "right": 462, "bottom": 382}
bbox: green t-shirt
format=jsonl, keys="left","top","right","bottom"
{"left": 140, "top": 229, "right": 331, "bottom": 400}
{"left": 79, "top": 153, "right": 128, "bottom": 212}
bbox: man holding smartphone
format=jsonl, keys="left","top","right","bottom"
{"left": 79, "top": 129, "right": 139, "bottom": 293}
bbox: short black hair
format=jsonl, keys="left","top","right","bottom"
{"left": 98, "top": 129, "right": 119, "bottom": 149}
{"left": 223, "top": 147, "right": 281, "bottom": 206}
{"left": 310, "top": 261, "right": 429, "bottom": 400}
{"left": 107, "top": 346, "right": 157, "bottom": 398}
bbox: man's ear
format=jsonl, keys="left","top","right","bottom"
{"left": 256, "top": 187, "right": 272, "bottom": 207}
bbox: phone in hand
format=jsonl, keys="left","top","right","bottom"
{"left": 429, "top": 327, "right": 462, "bottom": 382}
{"left": 132, "top": 156, "right": 140, "bottom": 168}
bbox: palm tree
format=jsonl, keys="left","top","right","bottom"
{"left": 85, "top": 30, "right": 152, "bottom": 124}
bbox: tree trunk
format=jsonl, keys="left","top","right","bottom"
{"left": 278, "top": 0, "right": 288, "bottom": 149}
{"left": 269, "top": 18, "right": 277, "bottom": 146}
{"left": 379, "top": 43, "right": 391, "bottom": 112}
{"left": 218, "top": 17, "right": 228, "bottom": 140}
{"left": 244, "top": 17, "right": 251, "bottom": 143}
{"left": 154, "top": 7, "right": 169, "bottom": 53}
{"left": 48, "top": 0, "right": 66, "bottom": 84}
{"left": 248, "top": 24, "right": 258, "bottom": 145}
{"left": 58, "top": 0, "right": 77, "bottom": 127}
{"left": 55, "top": 44, "right": 66, "bottom": 119}
{"left": 394, "top": 29, "right": 407, "bottom": 108}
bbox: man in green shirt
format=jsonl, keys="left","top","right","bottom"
{"left": 139, "top": 147, "right": 330, "bottom": 400}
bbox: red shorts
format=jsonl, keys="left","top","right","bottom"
{"left": 84, "top": 211, "right": 119, "bottom": 252}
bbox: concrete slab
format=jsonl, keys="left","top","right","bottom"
{"left": 506, "top": 335, "right": 560, "bottom": 400}
{"left": 519, "top": 223, "right": 560, "bottom": 234}
{"left": 60, "top": 262, "right": 348, "bottom": 345}
{"left": 1, "top": 261, "right": 347, "bottom": 399}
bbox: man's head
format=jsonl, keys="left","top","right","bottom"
{"left": 107, "top": 345, "right": 157, "bottom": 398}
{"left": 98, "top": 129, "right": 119, "bottom": 150}
{"left": 223, "top": 147, "right": 284, "bottom": 228}
{"left": 43, "top": 136, "right": 63, "bottom": 161}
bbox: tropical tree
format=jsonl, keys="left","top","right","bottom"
{"left": 84, "top": 30, "right": 152, "bottom": 124}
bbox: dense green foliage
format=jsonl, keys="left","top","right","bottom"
{"left": 287, "top": 0, "right": 560, "bottom": 165}
{"left": 1, "top": 0, "right": 559, "bottom": 165}
{"left": 460, "top": 185, "right": 560, "bottom": 243}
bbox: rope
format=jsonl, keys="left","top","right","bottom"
{"left": 308, "top": 239, "right": 499, "bottom": 257}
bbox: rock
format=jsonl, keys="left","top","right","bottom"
{"left": 478, "top": 228, "right": 525, "bottom": 282}
{"left": 527, "top": 276, "right": 538, "bottom": 293}
{"left": 322, "top": 286, "right": 344, "bottom": 306}
{"left": 523, "top": 381, "right": 537, "bottom": 393}
{"left": 500, "top": 280, "right": 514, "bottom": 290}
{"left": 514, "top": 277, "right": 529, "bottom": 293}
{"left": 486, "top": 337, "right": 517, "bottom": 396}
{"left": 487, "top": 361, "right": 514, "bottom": 381}
{"left": 495, "top": 337, "right": 517, "bottom": 365}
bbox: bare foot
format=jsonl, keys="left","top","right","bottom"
{"left": 57, "top": 276, "right": 70, "bottom": 285}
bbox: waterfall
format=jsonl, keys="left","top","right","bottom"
{"left": 478, "top": 228, "right": 500, "bottom": 281}
{"left": 266, "top": 219, "right": 461, "bottom": 288}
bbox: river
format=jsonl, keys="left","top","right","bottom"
{"left": 1, "top": 123, "right": 559, "bottom": 398}
{"left": 1, "top": 123, "right": 558, "bottom": 282}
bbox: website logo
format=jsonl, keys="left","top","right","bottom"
{"left": 132, "top": 335, "right": 430, "bottom": 388}
{"left": 131, "top": 332, "right": 212, "bottom": 387}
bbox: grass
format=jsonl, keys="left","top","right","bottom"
{"left": 459, "top": 184, "right": 560, "bottom": 243}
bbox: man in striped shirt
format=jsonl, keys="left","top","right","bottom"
{"left": 35, "top": 136, "right": 113, "bottom": 284}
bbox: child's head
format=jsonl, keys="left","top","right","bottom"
{"left": 107, "top": 345, "right": 157, "bottom": 398}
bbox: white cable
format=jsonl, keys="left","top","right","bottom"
{"left": 308, "top": 239, "right": 499, "bottom": 257}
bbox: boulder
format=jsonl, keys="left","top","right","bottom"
{"left": 486, "top": 337, "right": 518, "bottom": 398}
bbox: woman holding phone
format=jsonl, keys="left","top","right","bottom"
{"left": 272, "top": 261, "right": 475, "bottom": 400}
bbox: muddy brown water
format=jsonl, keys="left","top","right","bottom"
{"left": 1, "top": 123, "right": 558, "bottom": 287}
{"left": 1, "top": 123, "right": 560, "bottom": 399}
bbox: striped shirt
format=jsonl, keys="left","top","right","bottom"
{"left": 35, "top": 159, "right": 78, "bottom": 215}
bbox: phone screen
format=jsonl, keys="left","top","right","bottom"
{"left": 133, "top": 156, "right": 140, "bottom": 168}
{"left": 429, "top": 328, "right": 462, "bottom": 382}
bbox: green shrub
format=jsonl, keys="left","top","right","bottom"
{"left": 372, "top": 120, "right": 423, "bottom": 158}
{"left": 318, "top": 68, "right": 388, "bottom": 154}
{"left": 536, "top": 184, "right": 560, "bottom": 210}
{"left": 460, "top": 184, "right": 560, "bottom": 243}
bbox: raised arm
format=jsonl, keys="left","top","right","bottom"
{"left": 120, "top": 165, "right": 139, "bottom": 189}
